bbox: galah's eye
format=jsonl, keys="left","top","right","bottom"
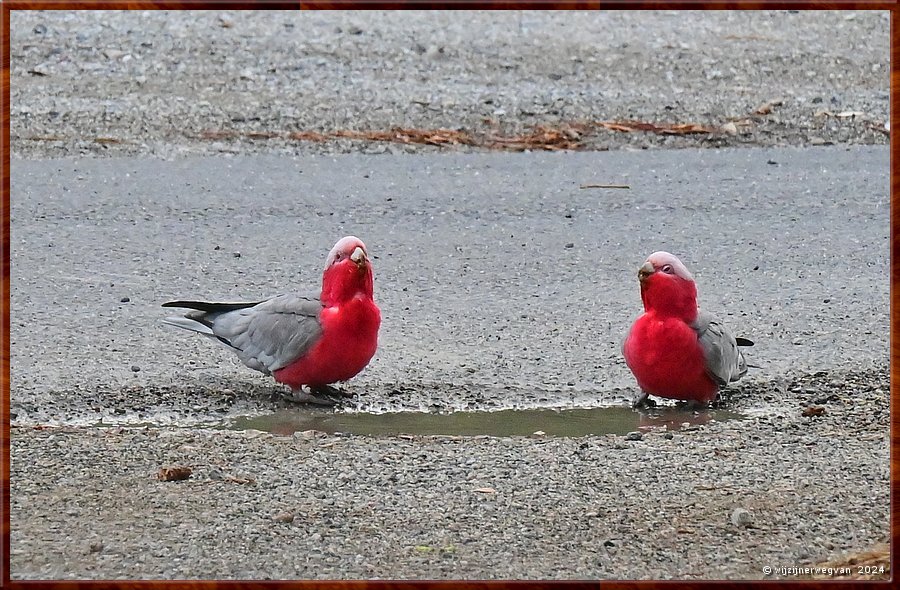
{"left": 661, "top": 264, "right": 673, "bottom": 274}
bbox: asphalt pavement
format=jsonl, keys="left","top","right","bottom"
{"left": 10, "top": 146, "right": 889, "bottom": 423}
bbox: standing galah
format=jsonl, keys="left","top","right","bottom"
{"left": 622, "top": 251, "right": 752, "bottom": 407}
{"left": 162, "top": 236, "right": 381, "bottom": 405}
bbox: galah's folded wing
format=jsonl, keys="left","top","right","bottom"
{"left": 692, "top": 310, "right": 748, "bottom": 386}
{"left": 163, "top": 294, "right": 324, "bottom": 374}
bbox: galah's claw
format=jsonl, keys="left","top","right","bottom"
{"left": 283, "top": 388, "right": 337, "bottom": 406}
{"left": 710, "top": 392, "right": 726, "bottom": 408}
{"left": 631, "top": 391, "right": 656, "bottom": 409}
{"left": 311, "top": 384, "right": 353, "bottom": 398}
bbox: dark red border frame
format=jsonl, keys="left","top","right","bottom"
{"left": 0, "top": 2, "right": 895, "bottom": 588}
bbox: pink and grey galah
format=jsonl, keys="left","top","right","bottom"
{"left": 622, "top": 251, "right": 752, "bottom": 406}
{"left": 162, "top": 236, "right": 381, "bottom": 404}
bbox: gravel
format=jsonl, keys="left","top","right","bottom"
{"left": 10, "top": 369, "right": 890, "bottom": 580}
{"left": 10, "top": 11, "right": 889, "bottom": 159}
{"left": 8, "top": 9, "right": 890, "bottom": 581}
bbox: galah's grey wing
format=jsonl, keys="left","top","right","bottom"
{"left": 692, "top": 310, "right": 748, "bottom": 386}
{"left": 162, "top": 294, "right": 324, "bottom": 374}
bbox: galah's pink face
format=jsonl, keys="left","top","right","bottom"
{"left": 325, "top": 237, "right": 370, "bottom": 275}
{"left": 638, "top": 251, "right": 694, "bottom": 286}
{"left": 322, "top": 236, "right": 374, "bottom": 301}
{"left": 635, "top": 251, "right": 699, "bottom": 318}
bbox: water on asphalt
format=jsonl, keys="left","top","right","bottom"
{"left": 225, "top": 405, "right": 747, "bottom": 437}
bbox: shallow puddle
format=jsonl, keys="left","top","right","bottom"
{"left": 227, "top": 405, "right": 747, "bottom": 437}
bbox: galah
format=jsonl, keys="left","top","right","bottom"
{"left": 162, "top": 236, "right": 381, "bottom": 404}
{"left": 622, "top": 251, "right": 752, "bottom": 406}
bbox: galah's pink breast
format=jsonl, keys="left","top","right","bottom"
{"left": 623, "top": 314, "right": 718, "bottom": 402}
{"left": 274, "top": 297, "right": 380, "bottom": 388}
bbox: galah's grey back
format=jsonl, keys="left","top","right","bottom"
{"left": 692, "top": 309, "right": 749, "bottom": 387}
{"left": 162, "top": 294, "right": 324, "bottom": 375}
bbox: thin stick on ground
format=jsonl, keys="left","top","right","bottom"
{"left": 579, "top": 183, "right": 631, "bottom": 189}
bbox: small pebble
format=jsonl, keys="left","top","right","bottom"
{"left": 731, "top": 507, "right": 753, "bottom": 527}
{"left": 273, "top": 511, "right": 295, "bottom": 523}
{"left": 625, "top": 431, "right": 643, "bottom": 441}
{"left": 130, "top": 365, "right": 140, "bottom": 372}
{"left": 120, "top": 297, "right": 130, "bottom": 303}
{"left": 293, "top": 429, "right": 326, "bottom": 441}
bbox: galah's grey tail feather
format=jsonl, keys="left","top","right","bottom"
{"left": 161, "top": 300, "right": 265, "bottom": 314}
{"left": 161, "top": 315, "right": 216, "bottom": 336}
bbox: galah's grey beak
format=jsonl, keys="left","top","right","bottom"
{"left": 638, "top": 261, "right": 655, "bottom": 282}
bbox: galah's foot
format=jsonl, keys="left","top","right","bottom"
{"left": 681, "top": 399, "right": 709, "bottom": 412}
{"left": 310, "top": 384, "right": 354, "bottom": 398}
{"left": 283, "top": 388, "right": 336, "bottom": 406}
{"left": 631, "top": 391, "right": 656, "bottom": 409}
